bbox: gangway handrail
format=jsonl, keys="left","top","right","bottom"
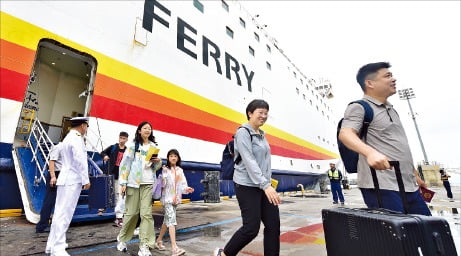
{"left": 85, "top": 128, "right": 102, "bottom": 157}
{"left": 88, "top": 157, "right": 104, "bottom": 177}
{"left": 26, "top": 118, "right": 106, "bottom": 185}
{"left": 27, "top": 118, "right": 54, "bottom": 185}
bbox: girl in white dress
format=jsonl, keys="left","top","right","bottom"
{"left": 155, "top": 149, "right": 194, "bottom": 256}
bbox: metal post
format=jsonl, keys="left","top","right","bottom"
{"left": 398, "top": 88, "right": 429, "bottom": 164}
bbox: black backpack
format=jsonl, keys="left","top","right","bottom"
{"left": 337, "top": 100, "right": 374, "bottom": 173}
{"left": 220, "top": 126, "right": 252, "bottom": 180}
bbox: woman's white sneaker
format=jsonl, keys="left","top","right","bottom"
{"left": 138, "top": 245, "right": 152, "bottom": 256}
{"left": 116, "top": 236, "right": 127, "bottom": 252}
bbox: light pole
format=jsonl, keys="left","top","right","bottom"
{"left": 398, "top": 88, "right": 429, "bottom": 164}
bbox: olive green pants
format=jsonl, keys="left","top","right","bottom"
{"left": 117, "top": 184, "right": 155, "bottom": 248}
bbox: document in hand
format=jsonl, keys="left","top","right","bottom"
{"left": 420, "top": 186, "right": 435, "bottom": 203}
{"left": 145, "top": 147, "right": 160, "bottom": 161}
{"left": 271, "top": 178, "right": 279, "bottom": 190}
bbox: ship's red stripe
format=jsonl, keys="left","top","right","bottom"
{"left": 0, "top": 68, "right": 28, "bottom": 101}
{"left": 93, "top": 73, "right": 331, "bottom": 160}
{"left": 93, "top": 73, "right": 238, "bottom": 134}
{"left": 90, "top": 95, "right": 326, "bottom": 160}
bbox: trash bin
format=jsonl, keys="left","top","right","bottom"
{"left": 342, "top": 178, "right": 350, "bottom": 190}
{"left": 200, "top": 171, "right": 220, "bottom": 203}
{"left": 319, "top": 173, "right": 329, "bottom": 194}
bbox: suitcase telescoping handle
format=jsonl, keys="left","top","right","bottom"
{"left": 369, "top": 161, "right": 409, "bottom": 214}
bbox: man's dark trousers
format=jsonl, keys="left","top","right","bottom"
{"left": 443, "top": 180, "right": 453, "bottom": 199}
{"left": 36, "top": 172, "right": 58, "bottom": 232}
{"left": 331, "top": 181, "right": 344, "bottom": 203}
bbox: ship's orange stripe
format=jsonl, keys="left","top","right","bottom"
{"left": 266, "top": 134, "right": 326, "bottom": 160}
{"left": 91, "top": 95, "right": 327, "bottom": 160}
{"left": 94, "top": 74, "right": 330, "bottom": 160}
{"left": 94, "top": 74, "right": 237, "bottom": 134}
{"left": 0, "top": 39, "right": 35, "bottom": 76}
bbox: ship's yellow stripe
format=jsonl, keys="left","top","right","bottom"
{"left": 0, "top": 12, "right": 338, "bottom": 158}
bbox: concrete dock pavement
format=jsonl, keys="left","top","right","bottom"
{"left": 1, "top": 185, "right": 459, "bottom": 256}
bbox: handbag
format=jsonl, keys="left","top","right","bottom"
{"left": 152, "top": 174, "right": 163, "bottom": 200}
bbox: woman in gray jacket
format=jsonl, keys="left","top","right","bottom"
{"left": 214, "top": 99, "right": 281, "bottom": 256}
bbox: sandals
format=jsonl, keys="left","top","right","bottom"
{"left": 154, "top": 241, "right": 166, "bottom": 251}
{"left": 171, "top": 247, "right": 186, "bottom": 256}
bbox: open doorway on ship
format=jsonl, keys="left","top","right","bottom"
{"left": 14, "top": 39, "right": 97, "bottom": 146}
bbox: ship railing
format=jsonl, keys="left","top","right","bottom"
{"left": 27, "top": 118, "right": 54, "bottom": 185}
{"left": 85, "top": 123, "right": 105, "bottom": 159}
{"left": 88, "top": 157, "right": 104, "bottom": 177}
{"left": 26, "top": 118, "right": 106, "bottom": 185}
{"left": 83, "top": 121, "right": 106, "bottom": 176}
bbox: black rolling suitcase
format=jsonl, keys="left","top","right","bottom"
{"left": 322, "top": 161, "right": 457, "bottom": 256}
{"left": 88, "top": 174, "right": 116, "bottom": 209}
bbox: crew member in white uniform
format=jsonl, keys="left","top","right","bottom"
{"left": 45, "top": 117, "right": 91, "bottom": 256}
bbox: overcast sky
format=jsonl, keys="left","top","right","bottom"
{"left": 242, "top": 1, "right": 460, "bottom": 168}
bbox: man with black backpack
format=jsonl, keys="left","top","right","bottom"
{"left": 338, "top": 62, "right": 430, "bottom": 216}
{"left": 101, "top": 131, "right": 128, "bottom": 227}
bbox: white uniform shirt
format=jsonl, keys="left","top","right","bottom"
{"left": 49, "top": 143, "right": 63, "bottom": 172}
{"left": 56, "top": 129, "right": 89, "bottom": 186}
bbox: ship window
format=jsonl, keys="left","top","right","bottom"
{"left": 322, "top": 111, "right": 324, "bottom": 116}
{"left": 266, "top": 61, "right": 271, "bottom": 70}
{"left": 300, "top": 79, "right": 303, "bottom": 84}
{"left": 296, "top": 88, "right": 299, "bottom": 95}
{"left": 240, "top": 17, "right": 246, "bottom": 28}
{"left": 222, "top": 0, "right": 229, "bottom": 12}
{"left": 293, "top": 71, "right": 297, "bottom": 78}
{"left": 316, "top": 105, "right": 319, "bottom": 111}
{"left": 303, "top": 94, "right": 306, "bottom": 100}
{"left": 266, "top": 44, "right": 271, "bottom": 53}
{"left": 193, "top": 0, "right": 204, "bottom": 13}
{"left": 309, "top": 99, "right": 313, "bottom": 105}
{"left": 249, "top": 46, "right": 255, "bottom": 56}
{"left": 226, "top": 26, "right": 234, "bottom": 38}
{"left": 254, "top": 32, "right": 260, "bottom": 42}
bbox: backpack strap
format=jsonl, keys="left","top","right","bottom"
{"left": 234, "top": 126, "right": 254, "bottom": 165}
{"left": 111, "top": 143, "right": 118, "bottom": 153}
{"left": 133, "top": 141, "right": 140, "bottom": 158}
{"left": 349, "top": 100, "right": 383, "bottom": 205}
{"left": 349, "top": 100, "right": 374, "bottom": 141}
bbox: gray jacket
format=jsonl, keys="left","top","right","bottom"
{"left": 233, "top": 123, "right": 272, "bottom": 190}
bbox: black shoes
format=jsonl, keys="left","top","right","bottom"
{"left": 36, "top": 226, "right": 51, "bottom": 233}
